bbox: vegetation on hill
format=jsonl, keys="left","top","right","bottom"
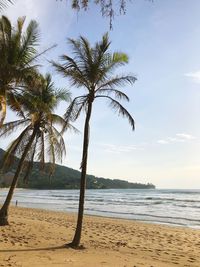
{"left": 0, "top": 149, "right": 155, "bottom": 189}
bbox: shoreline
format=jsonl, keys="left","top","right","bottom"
{"left": 2, "top": 201, "right": 200, "bottom": 230}
{"left": 0, "top": 206, "right": 200, "bottom": 266}
{"left": 1, "top": 188, "right": 199, "bottom": 230}
{"left": 12, "top": 204, "right": 200, "bottom": 230}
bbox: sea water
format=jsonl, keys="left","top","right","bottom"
{"left": 0, "top": 188, "right": 200, "bottom": 228}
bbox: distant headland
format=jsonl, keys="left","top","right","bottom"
{"left": 0, "top": 148, "right": 155, "bottom": 190}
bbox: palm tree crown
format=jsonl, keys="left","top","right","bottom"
{"left": 52, "top": 33, "right": 136, "bottom": 128}
{"left": 0, "top": 15, "right": 40, "bottom": 126}
{"left": 0, "top": 73, "right": 70, "bottom": 179}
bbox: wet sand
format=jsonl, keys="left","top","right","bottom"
{"left": 0, "top": 207, "right": 200, "bottom": 266}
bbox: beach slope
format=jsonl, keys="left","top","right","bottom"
{"left": 0, "top": 207, "right": 199, "bottom": 267}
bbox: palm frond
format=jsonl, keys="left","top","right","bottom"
{"left": 51, "top": 113, "right": 66, "bottom": 127}
{"left": 95, "top": 88, "right": 130, "bottom": 101}
{"left": 96, "top": 95, "right": 135, "bottom": 130}
{"left": 98, "top": 33, "right": 111, "bottom": 53}
{"left": 7, "top": 91, "right": 26, "bottom": 118}
{"left": 1, "top": 125, "right": 31, "bottom": 171}
{"left": 0, "top": 119, "right": 30, "bottom": 137}
{"left": 79, "top": 36, "right": 93, "bottom": 66}
{"left": 68, "top": 37, "right": 86, "bottom": 64}
{"left": 64, "top": 96, "right": 86, "bottom": 122}
{"left": 97, "top": 75, "right": 136, "bottom": 89}
{"left": 52, "top": 59, "right": 89, "bottom": 88}
{"left": 19, "top": 20, "right": 39, "bottom": 65}
{"left": 0, "top": 15, "right": 11, "bottom": 40}
{"left": 26, "top": 44, "right": 56, "bottom": 66}
{"left": 54, "top": 88, "right": 71, "bottom": 103}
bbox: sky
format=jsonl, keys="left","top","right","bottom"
{"left": 1, "top": 0, "right": 200, "bottom": 189}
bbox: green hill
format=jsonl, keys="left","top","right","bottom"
{"left": 0, "top": 148, "right": 155, "bottom": 189}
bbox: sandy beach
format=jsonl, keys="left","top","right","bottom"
{"left": 0, "top": 207, "right": 199, "bottom": 267}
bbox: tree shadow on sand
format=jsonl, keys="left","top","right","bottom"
{"left": 0, "top": 245, "right": 66, "bottom": 253}
{"left": 0, "top": 243, "right": 86, "bottom": 253}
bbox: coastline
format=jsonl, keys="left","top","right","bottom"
{"left": 1, "top": 188, "right": 200, "bottom": 229}
{"left": 0, "top": 206, "right": 200, "bottom": 266}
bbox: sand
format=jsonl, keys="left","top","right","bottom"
{"left": 0, "top": 207, "right": 199, "bottom": 267}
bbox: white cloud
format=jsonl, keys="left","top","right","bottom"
{"left": 158, "top": 133, "right": 195, "bottom": 145}
{"left": 157, "top": 140, "right": 169, "bottom": 145}
{"left": 98, "top": 143, "right": 142, "bottom": 154}
{"left": 184, "top": 70, "right": 200, "bottom": 83}
{"left": 176, "top": 133, "right": 195, "bottom": 140}
{"left": 167, "top": 137, "right": 180, "bottom": 142}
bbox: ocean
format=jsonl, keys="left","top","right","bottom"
{"left": 0, "top": 188, "right": 200, "bottom": 229}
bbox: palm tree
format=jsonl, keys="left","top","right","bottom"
{"left": 0, "top": 15, "right": 40, "bottom": 127}
{"left": 0, "top": 73, "right": 71, "bottom": 226}
{"left": 52, "top": 33, "right": 136, "bottom": 247}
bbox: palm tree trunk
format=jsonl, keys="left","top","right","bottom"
{"left": 0, "top": 95, "right": 7, "bottom": 128}
{"left": 0, "top": 128, "right": 37, "bottom": 226}
{"left": 69, "top": 101, "right": 93, "bottom": 248}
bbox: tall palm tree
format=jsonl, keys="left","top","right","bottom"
{"left": 0, "top": 15, "right": 40, "bottom": 127}
{"left": 52, "top": 33, "right": 136, "bottom": 247}
{"left": 0, "top": 73, "right": 71, "bottom": 226}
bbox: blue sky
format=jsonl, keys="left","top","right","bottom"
{"left": 2, "top": 0, "right": 200, "bottom": 189}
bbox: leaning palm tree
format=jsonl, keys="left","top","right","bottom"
{"left": 0, "top": 73, "right": 71, "bottom": 226}
{"left": 52, "top": 33, "right": 136, "bottom": 247}
{"left": 0, "top": 15, "right": 40, "bottom": 127}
